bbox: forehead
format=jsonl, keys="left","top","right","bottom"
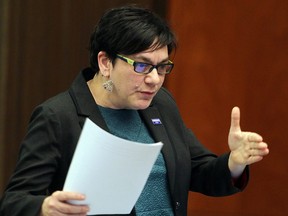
{"left": 132, "top": 46, "right": 169, "bottom": 61}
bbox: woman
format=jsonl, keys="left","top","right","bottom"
{"left": 0, "top": 6, "right": 269, "bottom": 216}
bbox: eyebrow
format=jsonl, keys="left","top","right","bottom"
{"left": 135, "top": 56, "right": 170, "bottom": 64}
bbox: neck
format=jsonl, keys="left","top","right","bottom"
{"left": 87, "top": 74, "right": 109, "bottom": 107}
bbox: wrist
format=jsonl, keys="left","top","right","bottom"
{"left": 228, "top": 153, "right": 246, "bottom": 178}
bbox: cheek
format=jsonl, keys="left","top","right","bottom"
{"left": 122, "top": 72, "right": 143, "bottom": 86}
{"left": 159, "top": 76, "right": 165, "bottom": 85}
{"left": 128, "top": 76, "right": 144, "bottom": 89}
{"left": 114, "top": 73, "right": 143, "bottom": 92}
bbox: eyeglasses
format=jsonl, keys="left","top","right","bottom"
{"left": 116, "top": 54, "right": 174, "bottom": 75}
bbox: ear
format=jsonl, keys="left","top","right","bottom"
{"left": 98, "top": 51, "right": 112, "bottom": 77}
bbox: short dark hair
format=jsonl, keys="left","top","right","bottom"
{"left": 89, "top": 5, "right": 177, "bottom": 72}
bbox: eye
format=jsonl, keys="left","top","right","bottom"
{"left": 135, "top": 63, "right": 150, "bottom": 72}
{"left": 158, "top": 64, "right": 167, "bottom": 70}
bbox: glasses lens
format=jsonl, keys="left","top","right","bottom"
{"left": 134, "top": 63, "right": 150, "bottom": 73}
{"left": 134, "top": 61, "right": 174, "bottom": 74}
{"left": 158, "top": 64, "right": 173, "bottom": 74}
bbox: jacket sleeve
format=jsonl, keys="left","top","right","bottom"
{"left": 0, "top": 105, "right": 64, "bottom": 216}
{"left": 157, "top": 88, "right": 249, "bottom": 197}
{"left": 182, "top": 111, "right": 249, "bottom": 196}
{"left": 187, "top": 129, "right": 249, "bottom": 196}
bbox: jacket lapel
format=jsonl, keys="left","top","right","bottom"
{"left": 68, "top": 68, "right": 109, "bottom": 131}
{"left": 139, "top": 107, "right": 176, "bottom": 195}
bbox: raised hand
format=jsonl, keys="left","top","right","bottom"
{"left": 228, "top": 107, "right": 269, "bottom": 177}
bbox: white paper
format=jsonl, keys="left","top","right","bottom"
{"left": 63, "top": 118, "right": 163, "bottom": 215}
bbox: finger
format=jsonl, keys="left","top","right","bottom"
{"left": 248, "top": 155, "right": 264, "bottom": 164}
{"left": 250, "top": 147, "right": 269, "bottom": 157}
{"left": 230, "top": 106, "right": 241, "bottom": 133}
{"left": 57, "top": 202, "right": 89, "bottom": 215}
{"left": 248, "top": 133, "right": 263, "bottom": 142}
{"left": 249, "top": 141, "right": 268, "bottom": 149}
{"left": 53, "top": 191, "right": 86, "bottom": 202}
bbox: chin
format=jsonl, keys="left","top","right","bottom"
{"left": 131, "top": 101, "right": 151, "bottom": 110}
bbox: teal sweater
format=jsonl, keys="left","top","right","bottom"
{"left": 98, "top": 107, "right": 174, "bottom": 215}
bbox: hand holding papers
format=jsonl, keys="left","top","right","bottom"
{"left": 63, "top": 118, "right": 163, "bottom": 215}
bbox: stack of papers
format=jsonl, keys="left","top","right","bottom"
{"left": 63, "top": 118, "right": 163, "bottom": 215}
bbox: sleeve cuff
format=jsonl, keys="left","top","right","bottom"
{"left": 232, "top": 166, "right": 249, "bottom": 190}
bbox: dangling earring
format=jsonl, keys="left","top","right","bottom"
{"left": 103, "top": 79, "right": 113, "bottom": 92}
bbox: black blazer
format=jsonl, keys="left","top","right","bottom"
{"left": 0, "top": 68, "right": 248, "bottom": 216}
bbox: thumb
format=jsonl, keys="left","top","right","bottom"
{"left": 230, "top": 106, "right": 241, "bottom": 133}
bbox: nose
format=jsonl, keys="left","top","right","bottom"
{"left": 145, "top": 68, "right": 162, "bottom": 84}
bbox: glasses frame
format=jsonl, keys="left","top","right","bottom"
{"left": 116, "top": 54, "right": 174, "bottom": 75}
